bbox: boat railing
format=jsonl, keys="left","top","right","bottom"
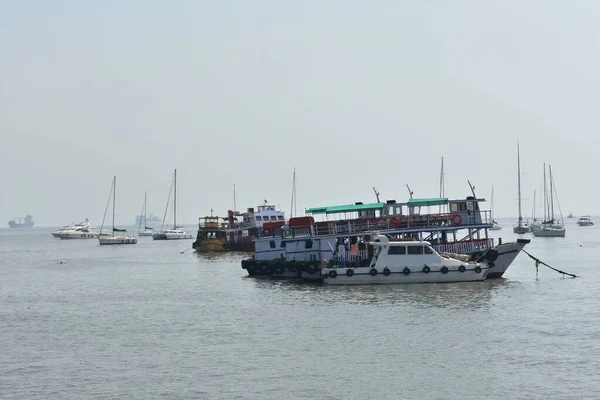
{"left": 432, "top": 238, "right": 493, "bottom": 255}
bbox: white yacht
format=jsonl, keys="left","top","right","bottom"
{"left": 577, "top": 216, "right": 593, "bottom": 226}
{"left": 532, "top": 164, "right": 565, "bottom": 238}
{"left": 321, "top": 234, "right": 488, "bottom": 285}
{"left": 52, "top": 219, "right": 101, "bottom": 239}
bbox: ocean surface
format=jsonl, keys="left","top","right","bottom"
{"left": 1, "top": 218, "right": 599, "bottom": 399}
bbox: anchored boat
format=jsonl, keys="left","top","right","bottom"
{"left": 242, "top": 191, "right": 529, "bottom": 280}
{"left": 192, "top": 212, "right": 228, "bottom": 252}
{"left": 321, "top": 234, "right": 488, "bottom": 285}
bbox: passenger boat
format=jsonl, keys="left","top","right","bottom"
{"left": 224, "top": 201, "right": 285, "bottom": 251}
{"left": 192, "top": 213, "right": 228, "bottom": 252}
{"left": 242, "top": 192, "right": 529, "bottom": 280}
{"left": 321, "top": 234, "right": 488, "bottom": 285}
{"left": 577, "top": 216, "right": 593, "bottom": 226}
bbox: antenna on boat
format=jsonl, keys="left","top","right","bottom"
{"left": 233, "top": 184, "right": 237, "bottom": 212}
{"left": 439, "top": 157, "right": 445, "bottom": 213}
{"left": 406, "top": 184, "right": 413, "bottom": 199}
{"left": 372, "top": 187, "right": 380, "bottom": 202}
{"left": 467, "top": 180, "right": 477, "bottom": 198}
{"left": 290, "top": 167, "right": 297, "bottom": 218}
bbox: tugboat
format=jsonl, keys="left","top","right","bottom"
{"left": 192, "top": 211, "right": 228, "bottom": 252}
{"left": 8, "top": 214, "right": 34, "bottom": 228}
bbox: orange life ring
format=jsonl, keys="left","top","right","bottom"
{"left": 389, "top": 217, "right": 401, "bottom": 228}
{"left": 263, "top": 228, "right": 271, "bottom": 236}
{"left": 452, "top": 214, "right": 462, "bottom": 225}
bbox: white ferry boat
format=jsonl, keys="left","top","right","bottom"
{"left": 242, "top": 194, "right": 529, "bottom": 280}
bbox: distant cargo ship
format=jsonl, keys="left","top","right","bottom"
{"left": 9, "top": 214, "right": 34, "bottom": 228}
{"left": 135, "top": 213, "right": 161, "bottom": 226}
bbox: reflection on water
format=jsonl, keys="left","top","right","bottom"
{"left": 245, "top": 275, "right": 522, "bottom": 311}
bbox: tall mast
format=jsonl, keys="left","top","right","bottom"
{"left": 491, "top": 186, "right": 495, "bottom": 220}
{"left": 532, "top": 189, "right": 536, "bottom": 222}
{"left": 549, "top": 165, "right": 554, "bottom": 221}
{"left": 173, "top": 169, "right": 177, "bottom": 229}
{"left": 112, "top": 176, "right": 116, "bottom": 233}
{"left": 439, "top": 157, "right": 445, "bottom": 214}
{"left": 543, "top": 163, "right": 547, "bottom": 221}
{"left": 517, "top": 143, "right": 523, "bottom": 224}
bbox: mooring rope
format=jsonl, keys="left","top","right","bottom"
{"left": 521, "top": 249, "right": 577, "bottom": 278}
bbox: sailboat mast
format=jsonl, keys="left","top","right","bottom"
{"left": 532, "top": 189, "right": 536, "bottom": 222}
{"left": 517, "top": 143, "right": 523, "bottom": 224}
{"left": 549, "top": 165, "right": 554, "bottom": 221}
{"left": 491, "top": 186, "right": 495, "bottom": 220}
{"left": 112, "top": 176, "right": 116, "bottom": 233}
{"left": 543, "top": 163, "right": 547, "bottom": 221}
{"left": 439, "top": 157, "right": 445, "bottom": 213}
{"left": 174, "top": 169, "right": 177, "bottom": 229}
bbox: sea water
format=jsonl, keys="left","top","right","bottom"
{"left": 1, "top": 219, "right": 599, "bottom": 399}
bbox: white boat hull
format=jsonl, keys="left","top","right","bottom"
{"left": 577, "top": 222, "right": 593, "bottom": 227}
{"left": 322, "top": 264, "right": 488, "bottom": 285}
{"left": 485, "top": 239, "right": 530, "bottom": 278}
{"left": 53, "top": 232, "right": 98, "bottom": 239}
{"left": 513, "top": 225, "right": 531, "bottom": 234}
{"left": 99, "top": 236, "right": 138, "bottom": 245}
{"left": 139, "top": 231, "right": 154, "bottom": 236}
{"left": 532, "top": 228, "right": 566, "bottom": 237}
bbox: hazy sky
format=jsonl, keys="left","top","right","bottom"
{"left": 2, "top": 1, "right": 600, "bottom": 227}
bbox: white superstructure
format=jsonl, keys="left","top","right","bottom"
{"left": 322, "top": 234, "right": 488, "bottom": 285}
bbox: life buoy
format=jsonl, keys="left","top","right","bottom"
{"left": 389, "top": 218, "right": 401, "bottom": 228}
{"left": 370, "top": 268, "right": 378, "bottom": 276}
{"left": 383, "top": 267, "right": 391, "bottom": 276}
{"left": 440, "top": 266, "right": 449, "bottom": 274}
{"left": 474, "top": 266, "right": 482, "bottom": 274}
{"left": 458, "top": 265, "right": 466, "bottom": 273}
{"left": 422, "top": 265, "right": 430, "bottom": 273}
{"left": 263, "top": 228, "right": 271, "bottom": 236}
{"left": 346, "top": 268, "right": 354, "bottom": 277}
{"left": 329, "top": 270, "right": 337, "bottom": 278}
{"left": 451, "top": 214, "right": 462, "bottom": 225}
{"left": 403, "top": 267, "right": 411, "bottom": 276}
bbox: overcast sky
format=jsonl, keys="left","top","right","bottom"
{"left": 2, "top": 1, "right": 599, "bottom": 227}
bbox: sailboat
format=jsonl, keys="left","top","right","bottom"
{"left": 98, "top": 176, "right": 138, "bottom": 245}
{"left": 490, "top": 186, "right": 502, "bottom": 230}
{"left": 138, "top": 192, "right": 154, "bottom": 237}
{"left": 532, "top": 164, "right": 565, "bottom": 237}
{"left": 153, "top": 169, "right": 194, "bottom": 240}
{"left": 513, "top": 143, "right": 531, "bottom": 234}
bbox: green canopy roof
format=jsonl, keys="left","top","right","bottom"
{"left": 407, "top": 198, "right": 448, "bottom": 207}
{"left": 306, "top": 202, "right": 385, "bottom": 215}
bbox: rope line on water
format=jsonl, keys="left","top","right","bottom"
{"left": 521, "top": 249, "right": 577, "bottom": 278}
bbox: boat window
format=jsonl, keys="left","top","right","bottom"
{"left": 388, "top": 246, "right": 406, "bottom": 255}
{"left": 280, "top": 241, "right": 286, "bottom": 248}
{"left": 278, "top": 216, "right": 284, "bottom": 220}
{"left": 305, "top": 240, "right": 313, "bottom": 249}
{"left": 256, "top": 216, "right": 262, "bottom": 221}
{"left": 450, "top": 203, "right": 458, "bottom": 212}
{"left": 269, "top": 240, "right": 276, "bottom": 249}
{"left": 407, "top": 246, "right": 424, "bottom": 255}
{"left": 424, "top": 246, "right": 433, "bottom": 254}
{"left": 459, "top": 203, "right": 467, "bottom": 211}
{"left": 271, "top": 216, "right": 277, "bottom": 221}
